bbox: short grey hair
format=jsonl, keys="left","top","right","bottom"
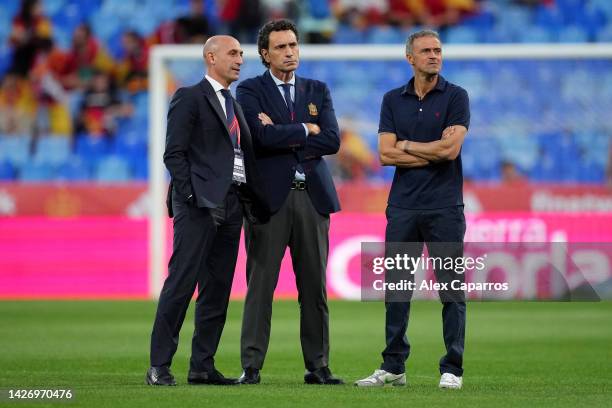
{"left": 405, "top": 29, "right": 440, "bottom": 55}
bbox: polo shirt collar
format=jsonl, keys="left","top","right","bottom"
{"left": 402, "top": 75, "right": 447, "bottom": 96}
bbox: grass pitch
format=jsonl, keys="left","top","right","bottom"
{"left": 0, "top": 300, "right": 611, "bottom": 407}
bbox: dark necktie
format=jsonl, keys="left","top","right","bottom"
{"left": 220, "top": 88, "right": 239, "bottom": 148}
{"left": 280, "top": 83, "right": 295, "bottom": 122}
{"left": 280, "top": 83, "right": 305, "bottom": 177}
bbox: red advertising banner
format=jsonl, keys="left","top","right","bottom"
{"left": 1, "top": 182, "right": 611, "bottom": 216}
{"left": 1, "top": 213, "right": 611, "bottom": 300}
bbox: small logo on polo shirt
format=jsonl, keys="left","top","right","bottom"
{"left": 435, "top": 112, "right": 440, "bottom": 118}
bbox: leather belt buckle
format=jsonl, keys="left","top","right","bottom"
{"left": 291, "top": 180, "right": 306, "bottom": 191}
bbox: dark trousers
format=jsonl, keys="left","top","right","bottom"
{"left": 150, "top": 186, "right": 243, "bottom": 372}
{"left": 381, "top": 205, "right": 466, "bottom": 377}
{"left": 240, "top": 189, "right": 330, "bottom": 371}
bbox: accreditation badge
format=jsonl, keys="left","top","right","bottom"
{"left": 233, "top": 148, "right": 247, "bottom": 183}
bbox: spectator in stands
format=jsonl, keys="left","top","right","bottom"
{"left": 220, "top": 0, "right": 265, "bottom": 43}
{"left": 334, "top": 119, "right": 378, "bottom": 180}
{"left": 74, "top": 71, "right": 131, "bottom": 138}
{"left": 411, "top": 0, "right": 477, "bottom": 29}
{"left": 30, "top": 39, "right": 72, "bottom": 136}
{"left": 176, "top": 0, "right": 214, "bottom": 43}
{"left": 387, "top": 0, "right": 419, "bottom": 28}
{"left": 333, "top": 0, "right": 388, "bottom": 27}
{"left": 149, "top": 0, "right": 214, "bottom": 45}
{"left": 115, "top": 31, "right": 149, "bottom": 93}
{"left": 333, "top": 3, "right": 370, "bottom": 38}
{"left": 8, "top": 0, "right": 53, "bottom": 77}
{"left": 62, "top": 23, "right": 114, "bottom": 90}
{"left": 296, "top": 0, "right": 336, "bottom": 43}
{"left": 500, "top": 160, "right": 526, "bottom": 184}
{"left": 0, "top": 72, "right": 37, "bottom": 135}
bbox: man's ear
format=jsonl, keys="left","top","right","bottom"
{"left": 406, "top": 54, "right": 414, "bottom": 66}
{"left": 261, "top": 49, "right": 270, "bottom": 64}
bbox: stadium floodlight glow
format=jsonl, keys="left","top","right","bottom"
{"left": 148, "top": 43, "right": 612, "bottom": 299}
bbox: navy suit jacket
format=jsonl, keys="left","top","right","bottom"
{"left": 163, "top": 78, "right": 269, "bottom": 220}
{"left": 236, "top": 70, "right": 341, "bottom": 215}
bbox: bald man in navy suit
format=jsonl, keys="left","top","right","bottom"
{"left": 146, "top": 35, "right": 267, "bottom": 386}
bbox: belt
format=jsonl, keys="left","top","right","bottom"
{"left": 291, "top": 180, "right": 307, "bottom": 191}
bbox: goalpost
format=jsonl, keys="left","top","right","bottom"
{"left": 148, "top": 43, "right": 612, "bottom": 299}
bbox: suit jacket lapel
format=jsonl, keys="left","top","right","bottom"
{"left": 263, "top": 71, "right": 292, "bottom": 123}
{"left": 293, "top": 75, "right": 307, "bottom": 123}
{"left": 199, "top": 78, "right": 231, "bottom": 138}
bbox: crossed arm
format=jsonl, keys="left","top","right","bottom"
{"left": 379, "top": 125, "right": 467, "bottom": 167}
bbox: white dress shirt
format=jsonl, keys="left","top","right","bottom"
{"left": 205, "top": 74, "right": 230, "bottom": 117}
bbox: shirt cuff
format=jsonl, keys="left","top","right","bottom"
{"left": 302, "top": 123, "right": 309, "bottom": 137}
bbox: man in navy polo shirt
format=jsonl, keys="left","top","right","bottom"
{"left": 355, "top": 30, "right": 469, "bottom": 389}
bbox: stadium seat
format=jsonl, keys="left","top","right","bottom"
{"left": 445, "top": 26, "right": 479, "bottom": 44}
{"left": 50, "top": 4, "right": 83, "bottom": 36}
{"left": 45, "top": 0, "right": 66, "bottom": 16}
{"left": 0, "top": 9, "right": 12, "bottom": 44}
{"left": 132, "top": 92, "right": 149, "bottom": 120}
{"left": 534, "top": 4, "right": 564, "bottom": 33}
{"left": 90, "top": 10, "right": 121, "bottom": 42}
{"left": 126, "top": 8, "right": 160, "bottom": 36}
{"left": 95, "top": 156, "right": 131, "bottom": 182}
{"left": 56, "top": 156, "right": 91, "bottom": 181}
{"left": 558, "top": 26, "right": 589, "bottom": 43}
{"left": 114, "top": 132, "right": 147, "bottom": 164}
{"left": 131, "top": 157, "right": 148, "bottom": 180}
{"left": 596, "top": 24, "right": 612, "bottom": 42}
{"left": 0, "top": 160, "right": 15, "bottom": 180}
{"left": 333, "top": 25, "right": 366, "bottom": 44}
{"left": 19, "top": 161, "right": 55, "bottom": 181}
{"left": 517, "top": 26, "right": 556, "bottom": 43}
{"left": 0, "top": 136, "right": 32, "bottom": 167}
{"left": 494, "top": 5, "right": 531, "bottom": 41}
{"left": 74, "top": 134, "right": 111, "bottom": 168}
{"left": 366, "top": 26, "right": 404, "bottom": 44}
{"left": 32, "top": 135, "right": 71, "bottom": 166}
{"left": 462, "top": 9, "right": 495, "bottom": 31}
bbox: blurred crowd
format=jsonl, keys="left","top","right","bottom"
{"left": 1, "top": 0, "right": 610, "bottom": 183}
{"left": 5, "top": 0, "right": 557, "bottom": 140}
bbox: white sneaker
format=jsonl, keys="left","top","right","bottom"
{"left": 439, "top": 373, "right": 462, "bottom": 389}
{"left": 354, "top": 369, "right": 406, "bottom": 387}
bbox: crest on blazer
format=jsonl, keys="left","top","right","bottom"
{"left": 308, "top": 103, "right": 318, "bottom": 116}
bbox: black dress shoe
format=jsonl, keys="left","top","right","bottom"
{"left": 237, "top": 368, "right": 260, "bottom": 384}
{"left": 304, "top": 367, "right": 344, "bottom": 385}
{"left": 188, "top": 369, "right": 238, "bottom": 385}
{"left": 146, "top": 366, "right": 176, "bottom": 386}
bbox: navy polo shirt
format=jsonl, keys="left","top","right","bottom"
{"left": 379, "top": 75, "right": 470, "bottom": 209}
